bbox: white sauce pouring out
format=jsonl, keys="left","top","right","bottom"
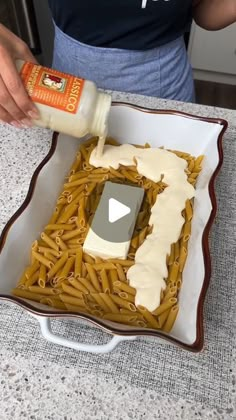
{"left": 90, "top": 144, "right": 195, "bottom": 312}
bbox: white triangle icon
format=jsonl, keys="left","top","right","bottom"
{"left": 108, "top": 198, "right": 131, "bottom": 223}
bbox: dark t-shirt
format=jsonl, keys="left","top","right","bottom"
{"left": 48, "top": 0, "right": 193, "bottom": 50}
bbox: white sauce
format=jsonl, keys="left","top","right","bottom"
{"left": 90, "top": 144, "right": 195, "bottom": 312}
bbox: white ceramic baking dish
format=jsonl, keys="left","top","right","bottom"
{"left": 0, "top": 103, "right": 227, "bottom": 353}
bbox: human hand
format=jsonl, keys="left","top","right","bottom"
{"left": 0, "top": 24, "right": 39, "bottom": 128}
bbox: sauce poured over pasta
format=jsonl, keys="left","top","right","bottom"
{"left": 90, "top": 144, "right": 195, "bottom": 312}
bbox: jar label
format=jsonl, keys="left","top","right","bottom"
{"left": 20, "top": 62, "right": 85, "bottom": 114}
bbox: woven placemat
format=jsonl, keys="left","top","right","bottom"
{"left": 0, "top": 122, "right": 235, "bottom": 411}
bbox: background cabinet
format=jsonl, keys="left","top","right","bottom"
{"left": 188, "top": 23, "right": 236, "bottom": 85}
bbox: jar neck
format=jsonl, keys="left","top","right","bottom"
{"left": 90, "top": 93, "right": 111, "bottom": 138}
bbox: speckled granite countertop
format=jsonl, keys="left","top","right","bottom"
{"left": 0, "top": 92, "right": 235, "bottom": 420}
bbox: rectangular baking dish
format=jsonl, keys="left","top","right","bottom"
{"left": 0, "top": 103, "right": 227, "bottom": 353}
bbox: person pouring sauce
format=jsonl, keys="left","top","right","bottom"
{"left": 0, "top": 0, "right": 235, "bottom": 129}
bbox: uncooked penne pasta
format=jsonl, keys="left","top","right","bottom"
{"left": 47, "top": 252, "right": 68, "bottom": 280}
{"left": 85, "top": 263, "right": 101, "bottom": 292}
{"left": 100, "top": 269, "right": 110, "bottom": 293}
{"left": 78, "top": 277, "right": 97, "bottom": 294}
{"left": 12, "top": 288, "right": 44, "bottom": 302}
{"left": 163, "top": 305, "right": 179, "bottom": 332}
{"left": 41, "top": 232, "right": 59, "bottom": 251}
{"left": 185, "top": 199, "right": 193, "bottom": 221}
{"left": 152, "top": 297, "right": 177, "bottom": 316}
{"left": 15, "top": 138, "right": 202, "bottom": 332}
{"left": 68, "top": 278, "right": 89, "bottom": 294}
{"left": 60, "top": 256, "right": 75, "bottom": 278}
{"left": 25, "top": 270, "right": 40, "bottom": 288}
{"left": 137, "top": 306, "right": 160, "bottom": 329}
{"left": 59, "top": 293, "right": 86, "bottom": 308}
{"left": 183, "top": 221, "right": 191, "bottom": 242}
{"left": 111, "top": 294, "right": 136, "bottom": 312}
{"left": 113, "top": 281, "right": 136, "bottom": 296}
{"left": 32, "top": 251, "right": 54, "bottom": 270}
{"left": 168, "top": 261, "right": 179, "bottom": 283}
{"left": 179, "top": 246, "right": 188, "bottom": 272}
{"left": 29, "top": 286, "right": 60, "bottom": 295}
{"left": 103, "top": 313, "right": 137, "bottom": 324}
{"left": 100, "top": 293, "right": 119, "bottom": 314}
{"left": 25, "top": 261, "right": 40, "bottom": 279}
{"left": 61, "top": 283, "right": 84, "bottom": 299}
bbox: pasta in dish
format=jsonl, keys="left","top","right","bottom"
{"left": 12, "top": 137, "right": 203, "bottom": 332}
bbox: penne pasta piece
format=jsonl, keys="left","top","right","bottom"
{"left": 111, "top": 294, "right": 136, "bottom": 312}
{"left": 44, "top": 252, "right": 57, "bottom": 264}
{"left": 12, "top": 288, "right": 44, "bottom": 302}
{"left": 193, "top": 155, "right": 204, "bottom": 170}
{"left": 90, "top": 293, "right": 110, "bottom": 312}
{"left": 108, "top": 166, "right": 125, "bottom": 179}
{"left": 174, "top": 241, "right": 180, "bottom": 261}
{"left": 56, "top": 237, "right": 68, "bottom": 251}
{"left": 78, "top": 197, "right": 86, "bottom": 227}
{"left": 163, "top": 285, "right": 177, "bottom": 301}
{"left": 32, "top": 251, "right": 54, "bottom": 269}
{"left": 179, "top": 245, "right": 188, "bottom": 272}
{"left": 168, "top": 261, "right": 179, "bottom": 283}
{"left": 17, "top": 271, "right": 27, "bottom": 287}
{"left": 61, "top": 229, "right": 82, "bottom": 241}
{"left": 47, "top": 252, "right": 69, "bottom": 280}
{"left": 67, "top": 185, "right": 85, "bottom": 204}
{"left": 38, "top": 247, "right": 61, "bottom": 257}
{"left": 113, "top": 280, "right": 136, "bottom": 296}
{"left": 100, "top": 269, "right": 110, "bottom": 293}
{"left": 158, "top": 308, "right": 170, "bottom": 328}
{"left": 137, "top": 306, "right": 160, "bottom": 329}
{"left": 57, "top": 204, "right": 78, "bottom": 224}
{"left": 65, "top": 303, "right": 89, "bottom": 313}
{"left": 59, "top": 293, "right": 86, "bottom": 308}
{"left": 183, "top": 221, "right": 191, "bottom": 242}
{"left": 106, "top": 259, "right": 134, "bottom": 267}
{"left": 58, "top": 256, "right": 74, "bottom": 278}
{"left": 25, "top": 270, "right": 40, "bottom": 288}
{"left": 64, "top": 177, "right": 89, "bottom": 189}
{"left": 109, "top": 269, "right": 119, "bottom": 285}
{"left": 69, "top": 171, "right": 88, "bottom": 182}
{"left": 74, "top": 247, "right": 83, "bottom": 277}
{"left": 116, "top": 264, "right": 127, "bottom": 282}
{"left": 61, "top": 283, "right": 84, "bottom": 299}
{"left": 92, "top": 262, "right": 116, "bottom": 271}
{"left": 168, "top": 243, "right": 175, "bottom": 266}
{"left": 185, "top": 199, "right": 193, "bottom": 221}
{"left": 163, "top": 305, "right": 179, "bottom": 332}
{"left": 83, "top": 253, "right": 95, "bottom": 264}
{"left": 100, "top": 293, "right": 119, "bottom": 314}
{"left": 68, "top": 278, "right": 89, "bottom": 294}
{"left": 29, "top": 286, "right": 60, "bottom": 295}
{"left": 85, "top": 263, "right": 101, "bottom": 292}
{"left": 118, "top": 292, "right": 135, "bottom": 303}
{"left": 38, "top": 264, "right": 47, "bottom": 288}
{"left": 152, "top": 297, "right": 177, "bottom": 316}
{"left": 41, "top": 232, "right": 59, "bottom": 251}
{"left": 69, "top": 152, "right": 82, "bottom": 175}
{"left": 78, "top": 277, "right": 97, "bottom": 294}
{"left": 103, "top": 313, "right": 137, "bottom": 324}
{"left": 25, "top": 261, "right": 40, "bottom": 280}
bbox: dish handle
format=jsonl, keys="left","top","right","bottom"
{"left": 35, "top": 316, "right": 137, "bottom": 354}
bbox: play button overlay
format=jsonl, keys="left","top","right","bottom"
{"left": 84, "top": 181, "right": 145, "bottom": 249}
{"left": 109, "top": 198, "right": 131, "bottom": 223}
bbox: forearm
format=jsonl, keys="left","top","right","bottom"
{"left": 193, "top": 0, "right": 236, "bottom": 30}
